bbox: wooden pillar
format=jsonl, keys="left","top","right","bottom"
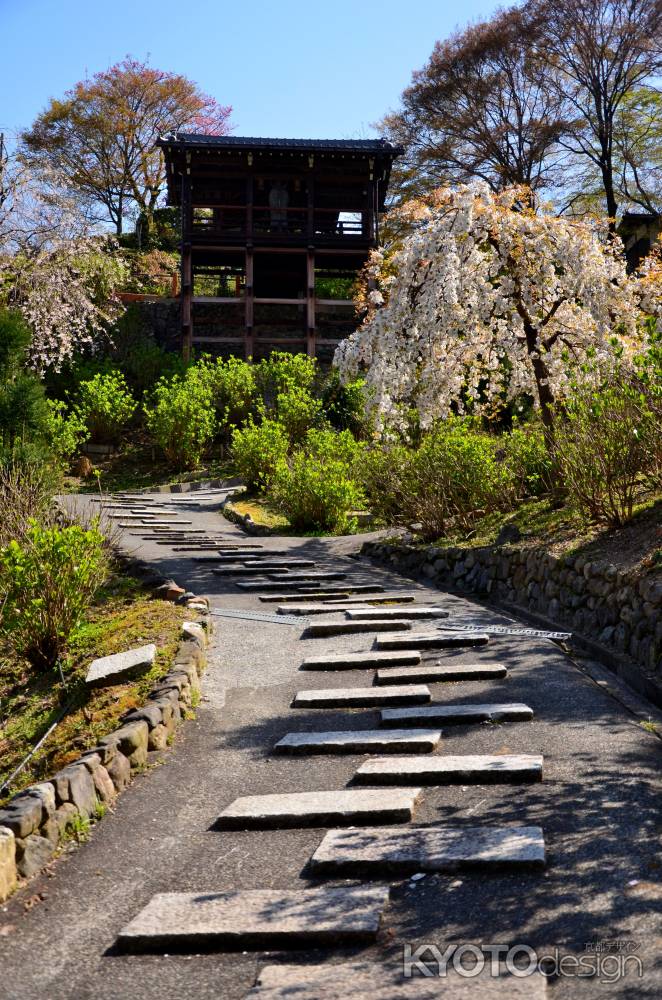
{"left": 181, "top": 171, "right": 193, "bottom": 360}
{"left": 246, "top": 156, "right": 254, "bottom": 240}
{"left": 306, "top": 249, "right": 316, "bottom": 357}
{"left": 245, "top": 247, "right": 254, "bottom": 360}
{"left": 307, "top": 156, "right": 315, "bottom": 240}
{"left": 366, "top": 157, "right": 375, "bottom": 243}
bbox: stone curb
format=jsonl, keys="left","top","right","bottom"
{"left": 220, "top": 496, "right": 275, "bottom": 536}
{"left": 361, "top": 539, "right": 662, "bottom": 708}
{"left": 0, "top": 583, "right": 214, "bottom": 899}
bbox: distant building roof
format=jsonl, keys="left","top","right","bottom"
{"left": 158, "top": 133, "right": 403, "bottom": 156}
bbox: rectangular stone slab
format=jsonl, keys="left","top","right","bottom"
{"left": 116, "top": 885, "right": 389, "bottom": 952}
{"left": 302, "top": 620, "right": 413, "bottom": 637}
{"left": 269, "top": 571, "right": 346, "bottom": 581}
{"left": 353, "top": 753, "right": 543, "bottom": 785}
{"left": 376, "top": 632, "right": 490, "bottom": 650}
{"left": 212, "top": 566, "right": 291, "bottom": 576}
{"left": 277, "top": 604, "right": 367, "bottom": 616}
{"left": 346, "top": 607, "right": 449, "bottom": 620}
{"left": 301, "top": 650, "right": 422, "bottom": 670}
{"left": 86, "top": 643, "right": 156, "bottom": 687}
{"left": 247, "top": 962, "right": 548, "bottom": 998}
{"left": 274, "top": 728, "right": 442, "bottom": 755}
{"left": 215, "top": 787, "right": 422, "bottom": 830}
{"left": 293, "top": 685, "right": 431, "bottom": 709}
{"left": 309, "top": 825, "right": 546, "bottom": 876}
{"left": 322, "top": 594, "right": 418, "bottom": 604}
{"left": 260, "top": 591, "right": 353, "bottom": 602}
{"left": 375, "top": 662, "right": 508, "bottom": 684}
{"left": 381, "top": 703, "right": 534, "bottom": 726}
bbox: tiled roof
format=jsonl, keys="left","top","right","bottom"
{"left": 159, "top": 133, "right": 402, "bottom": 155}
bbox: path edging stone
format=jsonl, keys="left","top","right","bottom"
{"left": 0, "top": 580, "right": 214, "bottom": 898}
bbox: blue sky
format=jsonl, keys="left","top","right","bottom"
{"left": 1, "top": 0, "right": 502, "bottom": 138}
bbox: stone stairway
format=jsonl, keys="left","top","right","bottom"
{"left": 98, "top": 495, "right": 547, "bottom": 996}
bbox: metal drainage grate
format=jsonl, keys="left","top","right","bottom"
{"left": 440, "top": 624, "right": 572, "bottom": 640}
{"left": 210, "top": 607, "right": 309, "bottom": 626}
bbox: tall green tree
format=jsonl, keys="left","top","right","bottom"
{"left": 0, "top": 308, "right": 47, "bottom": 454}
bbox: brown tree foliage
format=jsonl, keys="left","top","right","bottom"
{"left": 525, "top": 0, "right": 662, "bottom": 223}
{"left": 381, "top": 7, "right": 569, "bottom": 207}
{"left": 21, "top": 57, "right": 233, "bottom": 236}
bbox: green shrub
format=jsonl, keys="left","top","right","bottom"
{"left": 304, "top": 427, "right": 363, "bottom": 466}
{"left": 0, "top": 460, "right": 60, "bottom": 548}
{"left": 321, "top": 370, "right": 372, "bottom": 438}
{"left": 403, "top": 421, "right": 514, "bottom": 539}
{"left": 75, "top": 371, "right": 137, "bottom": 443}
{"left": 0, "top": 520, "right": 108, "bottom": 670}
{"left": 358, "top": 442, "right": 413, "bottom": 523}
{"left": 255, "top": 351, "right": 317, "bottom": 406}
{"left": 275, "top": 386, "right": 324, "bottom": 444}
{"left": 271, "top": 450, "right": 365, "bottom": 533}
{"left": 230, "top": 418, "right": 289, "bottom": 490}
{"left": 195, "top": 356, "right": 256, "bottom": 436}
{"left": 556, "top": 378, "right": 660, "bottom": 527}
{"left": 43, "top": 400, "right": 90, "bottom": 463}
{"left": 0, "top": 308, "right": 48, "bottom": 455}
{"left": 143, "top": 371, "right": 216, "bottom": 470}
{"left": 502, "top": 423, "right": 552, "bottom": 497}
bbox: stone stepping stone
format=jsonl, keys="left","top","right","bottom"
{"left": 302, "top": 620, "right": 413, "bottom": 638}
{"left": 346, "top": 607, "right": 449, "bottom": 620}
{"left": 375, "top": 662, "right": 508, "bottom": 684}
{"left": 259, "top": 585, "right": 385, "bottom": 601}
{"left": 381, "top": 703, "right": 534, "bottom": 726}
{"left": 278, "top": 604, "right": 367, "bottom": 616}
{"left": 213, "top": 562, "right": 316, "bottom": 575}
{"left": 309, "top": 825, "right": 546, "bottom": 877}
{"left": 292, "top": 685, "right": 431, "bottom": 709}
{"left": 85, "top": 643, "right": 156, "bottom": 687}
{"left": 238, "top": 579, "right": 345, "bottom": 592}
{"left": 274, "top": 728, "right": 442, "bottom": 755}
{"left": 323, "top": 594, "right": 418, "bottom": 605}
{"left": 116, "top": 885, "right": 389, "bottom": 953}
{"left": 269, "top": 571, "right": 346, "bottom": 582}
{"left": 301, "top": 650, "right": 422, "bottom": 671}
{"left": 215, "top": 787, "right": 422, "bottom": 829}
{"left": 376, "top": 631, "right": 490, "bottom": 650}
{"left": 141, "top": 519, "right": 193, "bottom": 526}
{"left": 246, "top": 961, "right": 548, "bottom": 998}
{"left": 353, "top": 753, "right": 543, "bottom": 785}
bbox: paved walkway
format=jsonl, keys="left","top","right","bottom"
{"left": 0, "top": 488, "right": 660, "bottom": 998}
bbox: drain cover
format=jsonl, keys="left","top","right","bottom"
{"left": 210, "top": 607, "right": 309, "bottom": 626}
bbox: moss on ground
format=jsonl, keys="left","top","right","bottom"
{"left": 0, "top": 572, "right": 187, "bottom": 804}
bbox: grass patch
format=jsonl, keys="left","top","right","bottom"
{"left": 426, "top": 494, "right": 662, "bottom": 567}
{"left": 230, "top": 496, "right": 289, "bottom": 531}
{"left": 0, "top": 571, "right": 187, "bottom": 804}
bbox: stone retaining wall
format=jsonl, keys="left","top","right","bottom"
{"left": 362, "top": 538, "right": 662, "bottom": 702}
{"left": 0, "top": 599, "right": 214, "bottom": 900}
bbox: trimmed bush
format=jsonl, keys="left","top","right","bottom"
{"left": 358, "top": 442, "right": 413, "bottom": 523}
{"left": 275, "top": 387, "right": 324, "bottom": 444}
{"left": 270, "top": 427, "right": 366, "bottom": 533}
{"left": 195, "top": 356, "right": 256, "bottom": 436}
{"left": 230, "top": 418, "right": 289, "bottom": 490}
{"left": 0, "top": 520, "right": 108, "bottom": 670}
{"left": 405, "top": 422, "right": 514, "bottom": 539}
{"left": 321, "top": 370, "right": 372, "bottom": 438}
{"left": 502, "top": 423, "right": 552, "bottom": 498}
{"left": 271, "top": 451, "right": 365, "bottom": 534}
{"left": 43, "top": 400, "right": 90, "bottom": 463}
{"left": 556, "top": 377, "right": 660, "bottom": 527}
{"left": 255, "top": 351, "right": 317, "bottom": 405}
{"left": 143, "top": 371, "right": 216, "bottom": 470}
{"left": 75, "top": 371, "right": 137, "bottom": 443}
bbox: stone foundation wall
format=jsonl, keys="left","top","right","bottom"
{"left": 0, "top": 599, "right": 213, "bottom": 899}
{"left": 362, "top": 539, "right": 662, "bottom": 702}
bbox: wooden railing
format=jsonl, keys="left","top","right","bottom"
{"left": 190, "top": 205, "right": 367, "bottom": 240}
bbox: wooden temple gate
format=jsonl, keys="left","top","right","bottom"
{"left": 157, "top": 135, "right": 402, "bottom": 360}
